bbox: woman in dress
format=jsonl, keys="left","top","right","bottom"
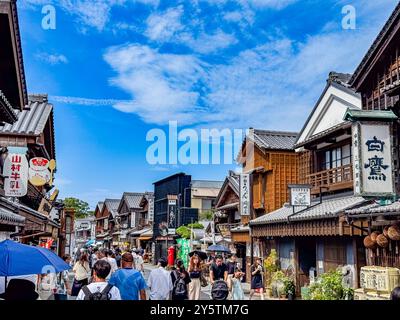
{"left": 250, "top": 258, "right": 264, "bottom": 300}
{"left": 188, "top": 255, "right": 202, "bottom": 300}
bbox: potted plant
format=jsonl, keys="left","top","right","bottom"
{"left": 271, "top": 270, "right": 286, "bottom": 299}
{"left": 284, "top": 278, "right": 296, "bottom": 300}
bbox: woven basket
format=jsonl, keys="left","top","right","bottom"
{"left": 364, "top": 235, "right": 376, "bottom": 249}
{"left": 383, "top": 226, "right": 389, "bottom": 238}
{"left": 388, "top": 225, "right": 400, "bottom": 241}
{"left": 376, "top": 234, "right": 389, "bottom": 248}
{"left": 371, "top": 231, "right": 381, "bottom": 243}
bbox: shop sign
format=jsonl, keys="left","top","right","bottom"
{"left": 352, "top": 123, "right": 395, "bottom": 197}
{"left": 3, "top": 147, "right": 29, "bottom": 197}
{"left": 288, "top": 184, "right": 311, "bottom": 206}
{"left": 28, "top": 157, "right": 51, "bottom": 186}
{"left": 148, "top": 195, "right": 154, "bottom": 222}
{"left": 167, "top": 200, "right": 177, "bottom": 228}
{"left": 239, "top": 173, "right": 251, "bottom": 216}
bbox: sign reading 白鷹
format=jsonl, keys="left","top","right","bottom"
{"left": 353, "top": 123, "right": 395, "bottom": 197}
{"left": 240, "top": 173, "right": 251, "bottom": 216}
{"left": 288, "top": 184, "right": 311, "bottom": 207}
{"left": 167, "top": 198, "right": 177, "bottom": 228}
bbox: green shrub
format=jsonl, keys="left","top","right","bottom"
{"left": 307, "top": 269, "right": 354, "bottom": 300}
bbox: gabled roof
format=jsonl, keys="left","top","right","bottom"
{"left": 103, "top": 199, "right": 120, "bottom": 218}
{"left": 95, "top": 202, "right": 104, "bottom": 217}
{"left": 295, "top": 72, "right": 361, "bottom": 148}
{"left": 350, "top": 2, "right": 400, "bottom": 90}
{"left": 250, "top": 194, "right": 367, "bottom": 225}
{"left": 118, "top": 192, "right": 146, "bottom": 212}
{"left": 251, "top": 129, "right": 298, "bottom": 151}
{"left": 215, "top": 171, "right": 240, "bottom": 209}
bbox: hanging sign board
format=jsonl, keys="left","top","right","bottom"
{"left": 3, "top": 148, "right": 29, "bottom": 197}
{"left": 147, "top": 195, "right": 154, "bottom": 222}
{"left": 239, "top": 173, "right": 251, "bottom": 216}
{"left": 288, "top": 184, "right": 311, "bottom": 206}
{"left": 29, "top": 157, "right": 51, "bottom": 186}
{"left": 352, "top": 123, "right": 395, "bottom": 197}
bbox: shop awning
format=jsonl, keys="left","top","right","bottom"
{"left": 216, "top": 202, "right": 239, "bottom": 211}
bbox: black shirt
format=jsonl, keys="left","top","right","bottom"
{"left": 210, "top": 263, "right": 227, "bottom": 280}
{"left": 226, "top": 261, "right": 236, "bottom": 275}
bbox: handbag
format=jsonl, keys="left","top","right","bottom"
{"left": 71, "top": 279, "right": 83, "bottom": 296}
{"left": 200, "top": 273, "right": 208, "bottom": 287}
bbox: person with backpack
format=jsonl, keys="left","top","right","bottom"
{"left": 170, "top": 259, "right": 191, "bottom": 300}
{"left": 76, "top": 260, "right": 121, "bottom": 300}
{"left": 108, "top": 252, "right": 147, "bottom": 300}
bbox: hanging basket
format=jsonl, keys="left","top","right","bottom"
{"left": 383, "top": 226, "right": 389, "bottom": 238}
{"left": 363, "top": 235, "right": 376, "bottom": 249}
{"left": 370, "top": 231, "right": 381, "bottom": 243}
{"left": 388, "top": 225, "right": 400, "bottom": 241}
{"left": 376, "top": 234, "right": 389, "bottom": 248}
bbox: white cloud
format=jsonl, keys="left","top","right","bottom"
{"left": 244, "top": 0, "right": 298, "bottom": 9}
{"left": 180, "top": 29, "right": 238, "bottom": 54}
{"left": 145, "top": 6, "right": 185, "bottom": 41}
{"left": 103, "top": 44, "right": 206, "bottom": 124}
{"left": 55, "top": 177, "right": 72, "bottom": 186}
{"left": 35, "top": 53, "right": 68, "bottom": 65}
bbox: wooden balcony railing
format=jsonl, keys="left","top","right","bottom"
{"left": 307, "top": 164, "right": 353, "bottom": 194}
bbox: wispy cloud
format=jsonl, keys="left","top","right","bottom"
{"left": 35, "top": 52, "right": 68, "bottom": 65}
{"left": 50, "top": 95, "right": 128, "bottom": 106}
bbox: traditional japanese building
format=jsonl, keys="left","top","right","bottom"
{"left": 250, "top": 72, "right": 371, "bottom": 293}
{"left": 153, "top": 173, "right": 198, "bottom": 262}
{"left": 344, "top": 1, "right": 400, "bottom": 272}
{"left": 189, "top": 180, "right": 223, "bottom": 216}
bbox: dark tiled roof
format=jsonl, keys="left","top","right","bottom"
{"left": 252, "top": 129, "right": 298, "bottom": 151}
{"left": 104, "top": 199, "right": 120, "bottom": 217}
{"left": 250, "top": 195, "right": 367, "bottom": 225}
{"left": 0, "top": 206, "right": 25, "bottom": 226}
{"left": 346, "top": 200, "right": 400, "bottom": 215}
{"left": 123, "top": 192, "right": 145, "bottom": 210}
{"left": 0, "top": 90, "right": 18, "bottom": 124}
{"left": 0, "top": 97, "right": 52, "bottom": 135}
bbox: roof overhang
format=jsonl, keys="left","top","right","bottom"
{"left": 343, "top": 108, "right": 398, "bottom": 122}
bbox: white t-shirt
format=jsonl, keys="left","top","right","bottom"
{"left": 147, "top": 267, "right": 173, "bottom": 300}
{"left": 101, "top": 257, "right": 118, "bottom": 280}
{"left": 133, "top": 254, "right": 144, "bottom": 271}
{"left": 76, "top": 282, "right": 121, "bottom": 300}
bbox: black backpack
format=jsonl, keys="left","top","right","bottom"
{"left": 211, "top": 280, "right": 229, "bottom": 300}
{"left": 173, "top": 270, "right": 187, "bottom": 298}
{"left": 82, "top": 284, "right": 113, "bottom": 300}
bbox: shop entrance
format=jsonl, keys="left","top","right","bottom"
{"left": 296, "top": 238, "right": 316, "bottom": 290}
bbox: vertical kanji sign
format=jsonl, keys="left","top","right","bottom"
{"left": 3, "top": 149, "right": 28, "bottom": 197}
{"left": 353, "top": 123, "right": 395, "bottom": 197}
{"left": 240, "top": 173, "right": 251, "bottom": 216}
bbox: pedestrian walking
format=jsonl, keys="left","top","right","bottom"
{"left": 71, "top": 253, "right": 90, "bottom": 296}
{"left": 53, "top": 255, "right": 72, "bottom": 300}
{"left": 76, "top": 260, "right": 121, "bottom": 300}
{"left": 188, "top": 254, "right": 202, "bottom": 300}
{"left": 231, "top": 268, "right": 245, "bottom": 300}
{"left": 171, "top": 259, "right": 191, "bottom": 300}
{"left": 147, "top": 258, "right": 173, "bottom": 300}
{"left": 209, "top": 255, "right": 228, "bottom": 284}
{"left": 133, "top": 250, "right": 144, "bottom": 274}
{"left": 226, "top": 254, "right": 238, "bottom": 295}
{"left": 101, "top": 249, "right": 118, "bottom": 280}
{"left": 115, "top": 248, "right": 122, "bottom": 268}
{"left": 250, "top": 258, "right": 264, "bottom": 300}
{"left": 108, "top": 252, "right": 147, "bottom": 300}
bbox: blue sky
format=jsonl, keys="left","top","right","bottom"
{"left": 17, "top": 0, "right": 398, "bottom": 208}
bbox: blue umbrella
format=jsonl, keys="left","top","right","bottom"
{"left": 0, "top": 239, "right": 70, "bottom": 277}
{"left": 85, "top": 239, "right": 95, "bottom": 246}
{"left": 206, "top": 244, "right": 230, "bottom": 253}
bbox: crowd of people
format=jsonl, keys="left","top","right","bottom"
{"left": 0, "top": 244, "right": 274, "bottom": 301}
